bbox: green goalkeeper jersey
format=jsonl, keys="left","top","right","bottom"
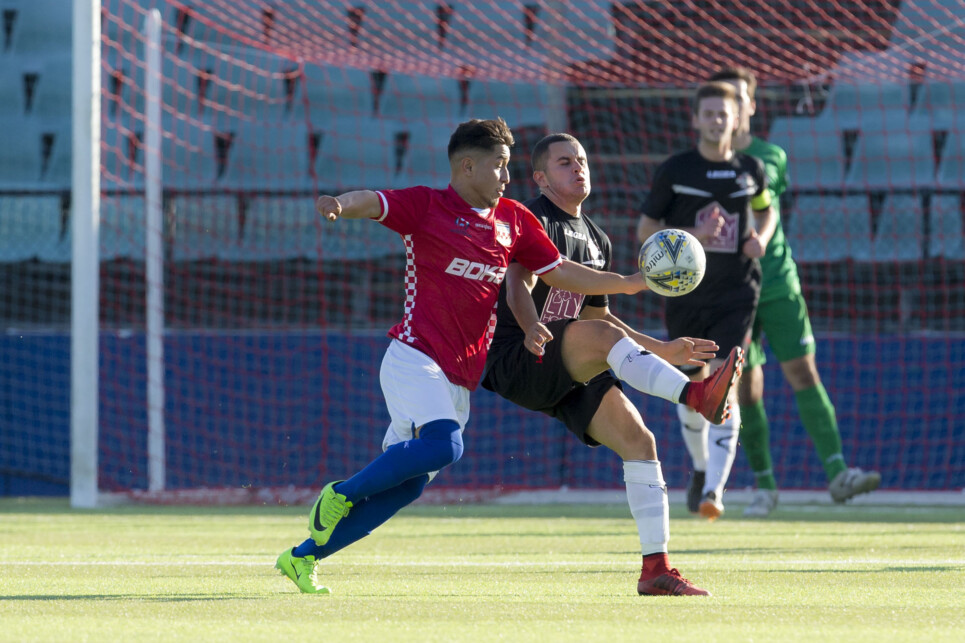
{"left": 743, "top": 136, "right": 800, "bottom": 301}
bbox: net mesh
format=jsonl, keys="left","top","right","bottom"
{"left": 1, "top": 0, "right": 963, "bottom": 498}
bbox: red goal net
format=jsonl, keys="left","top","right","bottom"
{"left": 2, "top": 0, "right": 963, "bottom": 500}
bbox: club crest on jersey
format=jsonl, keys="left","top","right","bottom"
{"left": 495, "top": 221, "right": 512, "bottom": 247}
{"left": 735, "top": 173, "right": 756, "bottom": 191}
{"left": 695, "top": 201, "right": 739, "bottom": 253}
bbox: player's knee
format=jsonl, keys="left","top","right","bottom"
{"left": 572, "top": 320, "right": 627, "bottom": 359}
{"left": 616, "top": 427, "right": 657, "bottom": 460}
{"left": 418, "top": 419, "right": 464, "bottom": 468}
{"left": 635, "top": 426, "right": 657, "bottom": 452}
{"left": 782, "top": 355, "right": 820, "bottom": 390}
{"left": 596, "top": 320, "right": 628, "bottom": 349}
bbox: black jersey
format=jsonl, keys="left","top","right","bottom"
{"left": 490, "top": 194, "right": 612, "bottom": 344}
{"left": 641, "top": 149, "right": 768, "bottom": 307}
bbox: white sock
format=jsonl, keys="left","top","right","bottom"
{"left": 623, "top": 460, "right": 669, "bottom": 555}
{"left": 607, "top": 337, "right": 689, "bottom": 403}
{"left": 704, "top": 406, "right": 741, "bottom": 498}
{"left": 676, "top": 403, "right": 709, "bottom": 471}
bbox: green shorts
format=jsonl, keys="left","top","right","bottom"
{"left": 746, "top": 289, "right": 816, "bottom": 369}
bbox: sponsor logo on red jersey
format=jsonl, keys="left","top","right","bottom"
{"left": 444, "top": 258, "right": 507, "bottom": 283}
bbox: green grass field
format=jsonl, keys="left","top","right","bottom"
{"left": 1, "top": 498, "right": 962, "bottom": 642}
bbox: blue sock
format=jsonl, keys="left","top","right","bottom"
{"left": 292, "top": 474, "right": 428, "bottom": 559}
{"left": 334, "top": 419, "right": 463, "bottom": 503}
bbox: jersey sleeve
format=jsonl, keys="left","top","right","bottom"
{"left": 511, "top": 206, "right": 563, "bottom": 274}
{"left": 771, "top": 146, "right": 789, "bottom": 197}
{"left": 373, "top": 186, "right": 434, "bottom": 235}
{"left": 640, "top": 160, "right": 674, "bottom": 220}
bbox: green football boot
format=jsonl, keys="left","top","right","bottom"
{"left": 308, "top": 481, "right": 353, "bottom": 545}
{"left": 275, "top": 548, "right": 330, "bottom": 594}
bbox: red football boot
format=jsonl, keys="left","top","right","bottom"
{"left": 685, "top": 346, "right": 743, "bottom": 424}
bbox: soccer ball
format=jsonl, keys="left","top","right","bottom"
{"left": 638, "top": 229, "right": 706, "bottom": 297}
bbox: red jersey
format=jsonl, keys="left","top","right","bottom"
{"left": 373, "top": 185, "right": 562, "bottom": 390}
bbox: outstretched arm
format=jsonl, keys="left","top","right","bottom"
{"left": 315, "top": 191, "right": 383, "bottom": 221}
{"left": 580, "top": 305, "right": 717, "bottom": 366}
{"left": 540, "top": 259, "right": 647, "bottom": 296}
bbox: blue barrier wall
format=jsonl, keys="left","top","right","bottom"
{"left": 1, "top": 332, "right": 963, "bottom": 495}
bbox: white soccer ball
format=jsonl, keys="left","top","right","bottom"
{"left": 638, "top": 228, "right": 706, "bottom": 297}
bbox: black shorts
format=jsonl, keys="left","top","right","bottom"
{"left": 666, "top": 300, "right": 756, "bottom": 375}
{"left": 482, "top": 319, "right": 621, "bottom": 446}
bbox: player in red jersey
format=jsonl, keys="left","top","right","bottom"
{"left": 276, "top": 118, "right": 663, "bottom": 594}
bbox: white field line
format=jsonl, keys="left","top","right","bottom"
{"left": 1, "top": 559, "right": 962, "bottom": 567}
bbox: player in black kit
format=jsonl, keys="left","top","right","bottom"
{"left": 482, "top": 133, "right": 742, "bottom": 596}
{"left": 637, "top": 82, "right": 775, "bottom": 521}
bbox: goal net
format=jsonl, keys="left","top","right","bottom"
{"left": 1, "top": 0, "right": 963, "bottom": 502}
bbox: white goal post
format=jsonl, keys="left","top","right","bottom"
{"left": 71, "top": 1, "right": 166, "bottom": 507}
{"left": 70, "top": 0, "right": 100, "bottom": 509}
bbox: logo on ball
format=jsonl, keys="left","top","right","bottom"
{"left": 638, "top": 229, "right": 706, "bottom": 297}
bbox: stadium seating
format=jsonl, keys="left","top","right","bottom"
{"left": 0, "top": 62, "right": 25, "bottom": 116}
{"left": 824, "top": 83, "right": 911, "bottom": 130}
{"left": 169, "top": 195, "right": 241, "bottom": 261}
{"left": 40, "top": 122, "right": 71, "bottom": 188}
{"left": 228, "top": 196, "right": 318, "bottom": 262}
{"left": 317, "top": 211, "right": 402, "bottom": 262}
{"left": 379, "top": 74, "right": 461, "bottom": 122}
{"left": 768, "top": 118, "right": 845, "bottom": 189}
{"left": 872, "top": 194, "right": 924, "bottom": 261}
{"left": 27, "top": 52, "right": 71, "bottom": 122}
{"left": 385, "top": 120, "right": 457, "bottom": 189}
{"left": 0, "top": 119, "right": 45, "bottom": 188}
{"left": 785, "top": 194, "right": 872, "bottom": 262}
{"left": 316, "top": 116, "right": 394, "bottom": 191}
{"left": 102, "top": 114, "right": 144, "bottom": 190}
{"left": 929, "top": 194, "right": 965, "bottom": 259}
{"left": 937, "top": 132, "right": 965, "bottom": 189}
{"left": 219, "top": 196, "right": 402, "bottom": 262}
{"left": 99, "top": 195, "right": 148, "bottom": 262}
{"left": 302, "top": 64, "right": 374, "bottom": 118}
{"left": 4, "top": 0, "right": 71, "bottom": 55}
{"left": 220, "top": 125, "right": 312, "bottom": 191}
{"left": 162, "top": 45, "right": 295, "bottom": 123}
{"left": 160, "top": 113, "right": 223, "bottom": 189}
{"left": 846, "top": 129, "right": 936, "bottom": 189}
{"left": 0, "top": 195, "right": 68, "bottom": 262}
{"left": 466, "top": 80, "right": 547, "bottom": 128}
